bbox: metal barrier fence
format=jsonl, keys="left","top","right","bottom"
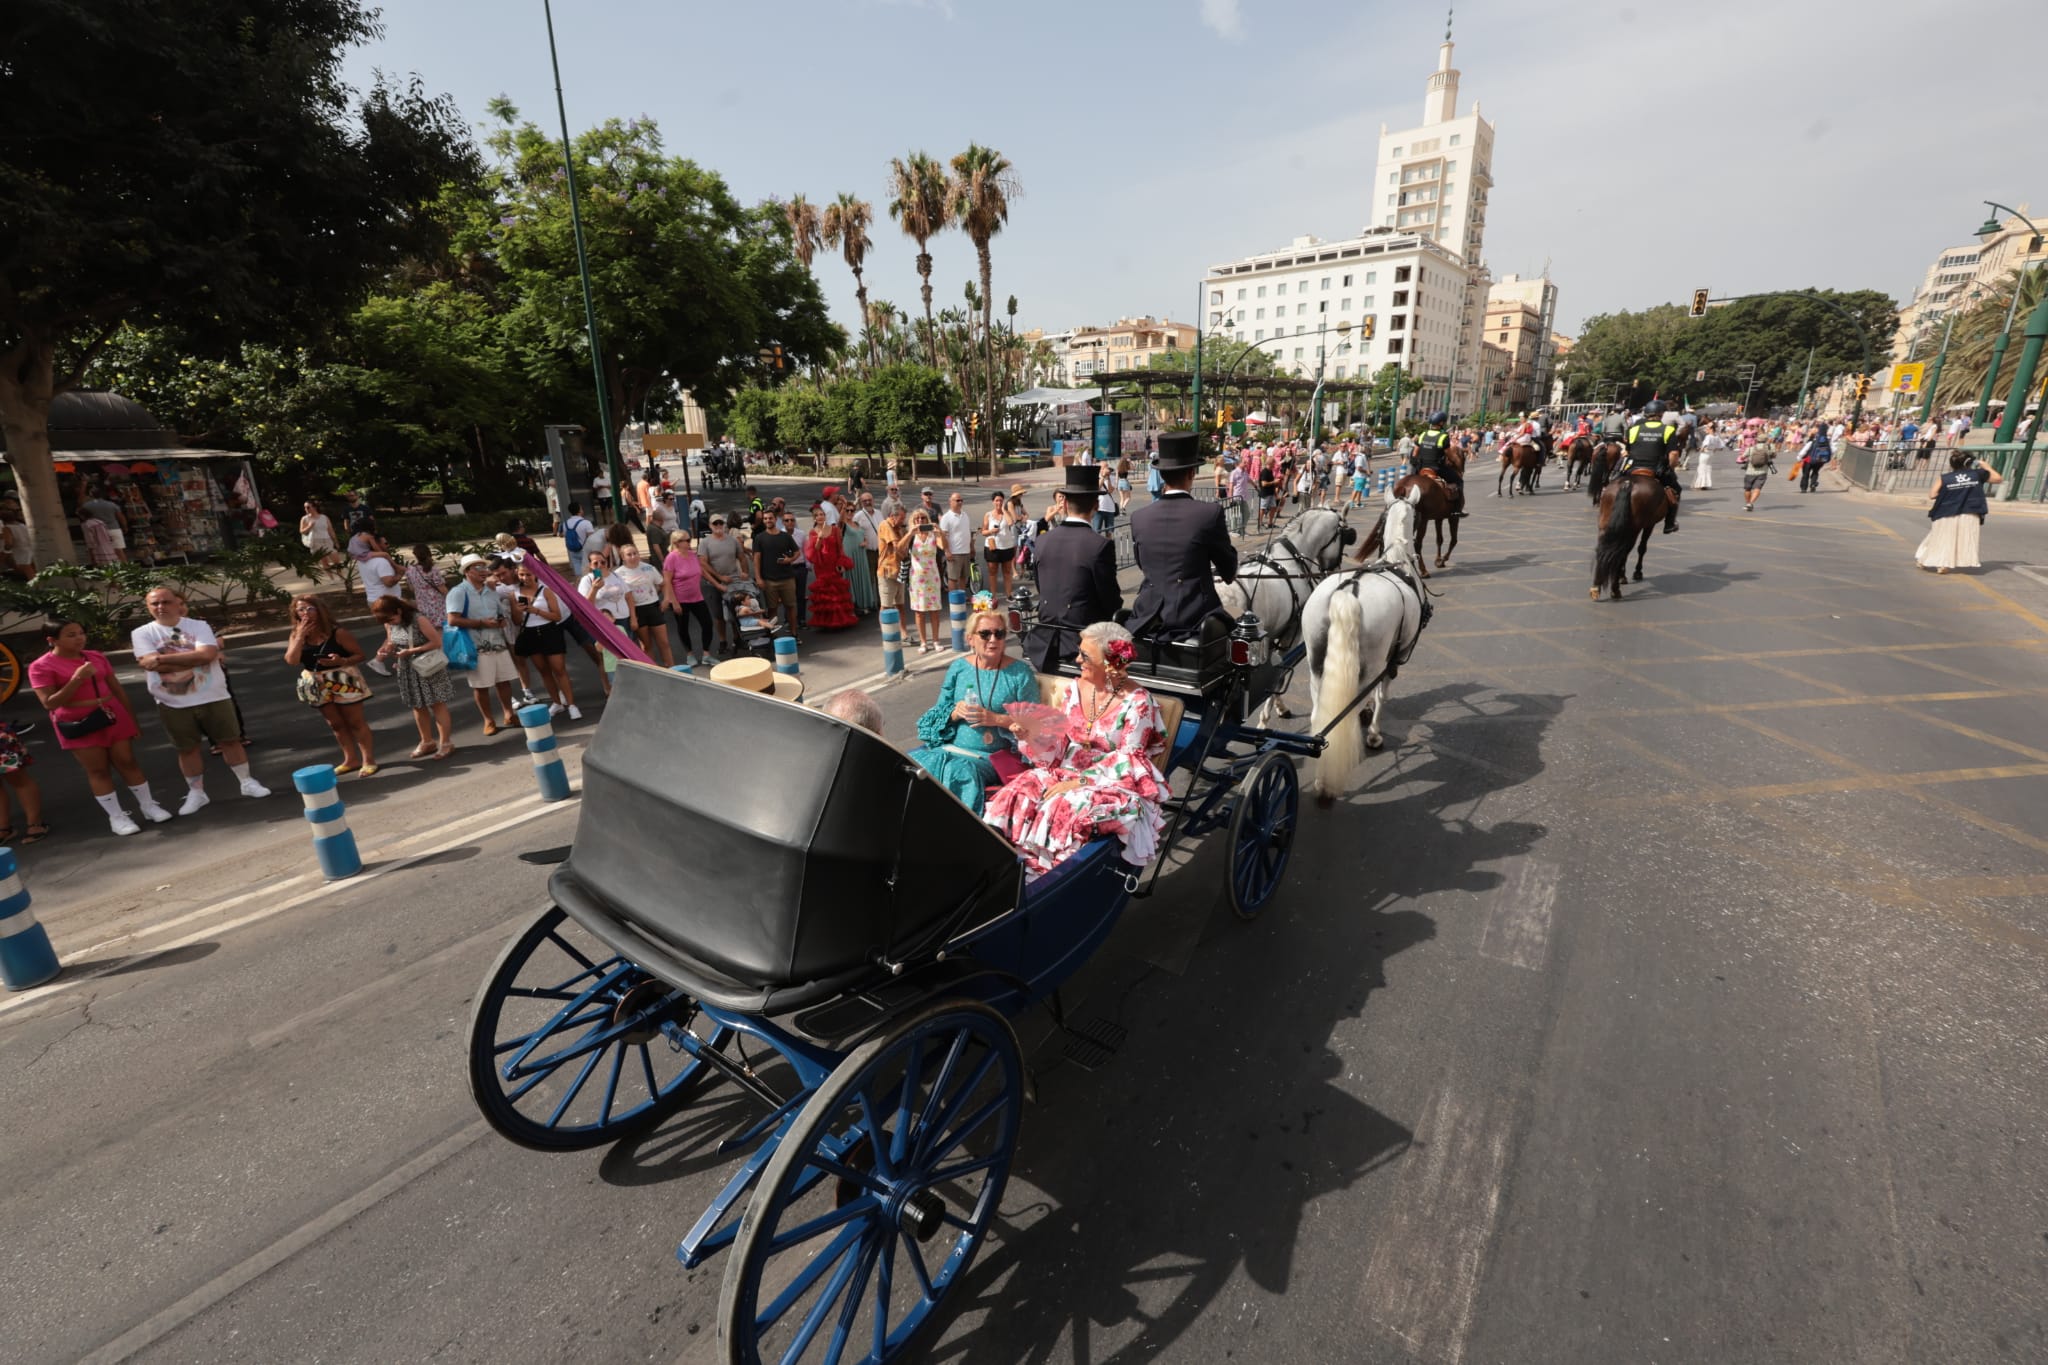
{"left": 1839, "top": 442, "right": 2048, "bottom": 501}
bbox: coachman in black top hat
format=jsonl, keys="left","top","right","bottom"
{"left": 1023, "top": 469, "right": 1120, "bottom": 671}
{"left": 1125, "top": 431, "right": 1237, "bottom": 640}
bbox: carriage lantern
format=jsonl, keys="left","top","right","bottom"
{"left": 1008, "top": 582, "right": 1038, "bottom": 636}
{"left": 1229, "top": 611, "right": 1268, "bottom": 668}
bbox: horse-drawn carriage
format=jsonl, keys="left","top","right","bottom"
{"left": 467, "top": 502, "right": 1428, "bottom": 1362}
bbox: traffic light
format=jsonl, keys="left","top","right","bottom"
{"left": 1689, "top": 289, "right": 1710, "bottom": 318}
{"left": 968, "top": 411, "right": 981, "bottom": 438}
{"left": 1853, "top": 374, "right": 1871, "bottom": 401}
{"left": 1360, "top": 315, "right": 1376, "bottom": 340}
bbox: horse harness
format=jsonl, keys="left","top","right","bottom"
{"left": 1333, "top": 559, "right": 1434, "bottom": 677}
{"left": 1239, "top": 528, "right": 1335, "bottom": 645}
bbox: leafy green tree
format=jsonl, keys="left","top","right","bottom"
{"left": 471, "top": 107, "right": 842, "bottom": 460}
{"left": 1926, "top": 268, "right": 2046, "bottom": 411}
{"left": 1, "top": 1, "right": 477, "bottom": 563}
{"left": 726, "top": 387, "right": 780, "bottom": 452}
{"left": 775, "top": 383, "right": 831, "bottom": 455}
{"left": 948, "top": 145, "right": 1020, "bottom": 468}
{"left": 823, "top": 378, "right": 876, "bottom": 451}
{"left": 865, "top": 364, "right": 960, "bottom": 456}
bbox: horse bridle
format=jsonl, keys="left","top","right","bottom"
{"left": 1239, "top": 521, "right": 1346, "bottom": 639}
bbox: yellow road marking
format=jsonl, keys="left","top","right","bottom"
{"left": 1959, "top": 573, "right": 2048, "bottom": 640}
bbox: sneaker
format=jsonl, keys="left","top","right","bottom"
{"left": 518, "top": 689, "right": 542, "bottom": 707}
{"left": 365, "top": 657, "right": 393, "bottom": 677}
{"left": 566, "top": 705, "right": 583, "bottom": 721}
{"left": 548, "top": 702, "right": 565, "bottom": 718}
{"left": 138, "top": 801, "right": 175, "bottom": 824}
{"left": 109, "top": 811, "right": 141, "bottom": 837}
{"left": 178, "top": 789, "right": 211, "bottom": 817}
{"left": 239, "top": 778, "right": 271, "bottom": 799}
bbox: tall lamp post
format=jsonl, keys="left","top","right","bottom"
{"left": 1971, "top": 202, "right": 2045, "bottom": 433}
{"left": 543, "top": 0, "right": 623, "bottom": 520}
{"left": 1918, "top": 282, "right": 1985, "bottom": 423}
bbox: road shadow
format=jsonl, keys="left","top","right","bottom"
{"left": 82, "top": 941, "right": 220, "bottom": 978}
{"left": 1441, "top": 552, "right": 1542, "bottom": 575}
{"left": 1651, "top": 561, "right": 1762, "bottom": 596}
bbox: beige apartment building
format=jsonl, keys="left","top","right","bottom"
{"left": 1483, "top": 274, "right": 1559, "bottom": 411}
{"left": 1063, "top": 316, "right": 1197, "bottom": 381}
{"left": 1894, "top": 207, "right": 2048, "bottom": 361}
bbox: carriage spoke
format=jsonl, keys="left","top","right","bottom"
{"left": 821, "top": 1234, "right": 882, "bottom": 1365}
{"left": 898, "top": 1227, "right": 935, "bottom": 1299}
{"left": 910, "top": 1032, "right": 970, "bottom": 1145}
{"left": 765, "top": 1194, "right": 880, "bottom": 1257}
{"left": 544, "top": 1045, "right": 606, "bottom": 1129}
{"left": 757, "top": 1220, "right": 867, "bottom": 1332}
{"left": 913, "top": 1049, "right": 997, "bottom": 1165}
{"left": 806, "top": 1155, "right": 891, "bottom": 1199}
{"left": 853, "top": 1089, "right": 897, "bottom": 1181}
{"left": 890, "top": 1038, "right": 922, "bottom": 1168}
{"left": 598, "top": 1040, "right": 625, "bottom": 1125}
{"left": 923, "top": 1093, "right": 1006, "bottom": 1168}
{"left": 769, "top": 1226, "right": 868, "bottom": 1359}
{"left": 542, "top": 930, "right": 599, "bottom": 973}
{"left": 927, "top": 1151, "right": 1005, "bottom": 1186}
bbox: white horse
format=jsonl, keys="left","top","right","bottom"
{"left": 1214, "top": 508, "right": 1354, "bottom": 650}
{"left": 1302, "top": 487, "right": 1428, "bottom": 803}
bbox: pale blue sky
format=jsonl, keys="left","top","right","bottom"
{"left": 345, "top": 0, "right": 2047, "bottom": 338}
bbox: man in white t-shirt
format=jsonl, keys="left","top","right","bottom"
{"left": 938, "top": 491, "right": 974, "bottom": 590}
{"left": 360, "top": 536, "right": 400, "bottom": 673}
{"left": 560, "top": 501, "right": 596, "bottom": 578}
{"left": 131, "top": 585, "right": 269, "bottom": 814}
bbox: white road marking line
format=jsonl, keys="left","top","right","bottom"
{"left": 0, "top": 802, "right": 573, "bottom": 1024}
{"left": 48, "top": 792, "right": 553, "bottom": 959}
{"left": 2013, "top": 564, "right": 2048, "bottom": 590}
{"left": 1476, "top": 858, "right": 1560, "bottom": 972}
{"left": 76, "top": 1120, "right": 490, "bottom": 1365}
{"left": 246, "top": 915, "right": 530, "bottom": 1049}
{"left": 1359, "top": 1082, "right": 1514, "bottom": 1365}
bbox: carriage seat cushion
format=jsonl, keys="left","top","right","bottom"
{"left": 1039, "top": 675, "right": 1182, "bottom": 768}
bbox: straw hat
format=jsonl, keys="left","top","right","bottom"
{"left": 706, "top": 655, "right": 804, "bottom": 702}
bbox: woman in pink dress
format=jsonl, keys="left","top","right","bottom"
{"left": 985, "top": 621, "right": 1167, "bottom": 878}
{"left": 28, "top": 618, "right": 175, "bottom": 835}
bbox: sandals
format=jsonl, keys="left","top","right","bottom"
{"left": 359, "top": 763, "right": 380, "bottom": 778}
{"left": 432, "top": 744, "right": 454, "bottom": 761}
{"left": 334, "top": 762, "right": 360, "bottom": 775}
{"left": 410, "top": 742, "right": 435, "bottom": 759}
{"left": 481, "top": 722, "right": 500, "bottom": 737}
{"left": 22, "top": 823, "right": 49, "bottom": 845}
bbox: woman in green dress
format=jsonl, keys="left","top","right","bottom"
{"left": 913, "top": 606, "right": 1039, "bottom": 812}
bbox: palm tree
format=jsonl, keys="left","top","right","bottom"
{"left": 821, "top": 193, "right": 878, "bottom": 372}
{"left": 783, "top": 195, "right": 822, "bottom": 272}
{"left": 887, "top": 153, "right": 951, "bottom": 369}
{"left": 948, "top": 145, "right": 1020, "bottom": 468}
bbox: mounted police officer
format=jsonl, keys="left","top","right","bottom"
{"left": 1411, "top": 411, "right": 1465, "bottom": 516}
{"left": 1621, "top": 400, "right": 1684, "bottom": 533}
{"left": 1125, "top": 431, "right": 1238, "bottom": 640}
{"left": 1023, "top": 472, "right": 1120, "bottom": 671}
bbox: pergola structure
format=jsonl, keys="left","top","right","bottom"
{"left": 1083, "top": 368, "right": 1383, "bottom": 440}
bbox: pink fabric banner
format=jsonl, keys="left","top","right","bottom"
{"left": 522, "top": 553, "right": 654, "bottom": 666}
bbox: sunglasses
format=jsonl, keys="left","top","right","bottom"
{"left": 973, "top": 629, "right": 1008, "bottom": 641}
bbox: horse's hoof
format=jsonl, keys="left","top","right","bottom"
{"left": 1632, "top": 570, "right": 1644, "bottom": 582}
{"left": 1365, "top": 733, "right": 1384, "bottom": 751}
{"left": 1314, "top": 792, "right": 1336, "bottom": 810}
{"left": 1589, "top": 587, "right": 1601, "bottom": 600}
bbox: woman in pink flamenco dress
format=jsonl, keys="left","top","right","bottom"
{"left": 984, "top": 621, "right": 1167, "bottom": 878}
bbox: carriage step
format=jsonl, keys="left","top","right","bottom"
{"left": 1059, "top": 1018, "right": 1127, "bottom": 1070}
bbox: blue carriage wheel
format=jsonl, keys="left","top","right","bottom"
{"left": 467, "top": 905, "right": 732, "bottom": 1152}
{"left": 718, "top": 1000, "right": 1023, "bottom": 1365}
{"left": 1227, "top": 751, "right": 1299, "bottom": 921}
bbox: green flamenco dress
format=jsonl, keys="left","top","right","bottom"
{"left": 912, "top": 656, "right": 1040, "bottom": 813}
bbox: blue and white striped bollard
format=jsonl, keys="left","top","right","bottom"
{"left": 0, "top": 847, "right": 60, "bottom": 992}
{"left": 518, "top": 703, "right": 572, "bottom": 802}
{"left": 948, "top": 590, "right": 968, "bottom": 653}
{"left": 880, "top": 607, "right": 904, "bottom": 677}
{"left": 773, "top": 633, "right": 800, "bottom": 679}
{"left": 293, "top": 765, "right": 362, "bottom": 880}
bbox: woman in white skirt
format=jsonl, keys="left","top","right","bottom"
{"left": 1914, "top": 451, "right": 2002, "bottom": 574}
{"left": 1693, "top": 425, "right": 1724, "bottom": 490}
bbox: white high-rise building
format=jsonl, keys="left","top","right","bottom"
{"left": 1369, "top": 25, "right": 1494, "bottom": 410}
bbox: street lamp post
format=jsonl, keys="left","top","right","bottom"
{"left": 542, "top": 0, "right": 623, "bottom": 521}
{"left": 1971, "top": 201, "right": 2045, "bottom": 432}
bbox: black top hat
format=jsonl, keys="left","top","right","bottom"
{"left": 1054, "top": 471, "right": 1104, "bottom": 499}
{"left": 1154, "top": 431, "right": 1203, "bottom": 471}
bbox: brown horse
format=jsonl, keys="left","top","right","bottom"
{"left": 1355, "top": 463, "right": 1461, "bottom": 574}
{"left": 1587, "top": 446, "right": 1665, "bottom": 600}
{"left": 1560, "top": 434, "right": 1599, "bottom": 491}
{"left": 1495, "top": 438, "right": 1542, "bottom": 497}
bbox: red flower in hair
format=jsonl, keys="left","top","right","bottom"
{"left": 1105, "top": 638, "right": 1135, "bottom": 667}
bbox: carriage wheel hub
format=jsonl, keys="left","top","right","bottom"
{"left": 899, "top": 1190, "right": 946, "bottom": 1244}
{"left": 611, "top": 980, "right": 669, "bottom": 1046}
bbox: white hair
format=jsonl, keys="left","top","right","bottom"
{"left": 823, "top": 688, "right": 884, "bottom": 736}
{"left": 1079, "top": 620, "right": 1135, "bottom": 654}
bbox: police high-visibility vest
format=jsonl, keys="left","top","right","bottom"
{"left": 1415, "top": 429, "right": 1449, "bottom": 453}
{"left": 1627, "top": 422, "right": 1678, "bottom": 462}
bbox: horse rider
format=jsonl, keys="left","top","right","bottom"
{"left": 1125, "top": 432, "right": 1238, "bottom": 640}
{"left": 1023, "top": 471, "right": 1120, "bottom": 671}
{"left": 1620, "top": 400, "right": 1684, "bottom": 533}
{"left": 1597, "top": 406, "right": 1630, "bottom": 446}
{"left": 1411, "top": 411, "right": 1466, "bottom": 516}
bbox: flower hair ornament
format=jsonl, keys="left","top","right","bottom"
{"left": 971, "top": 590, "right": 995, "bottom": 613}
{"left": 1104, "top": 637, "right": 1136, "bottom": 674}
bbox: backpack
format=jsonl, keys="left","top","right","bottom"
{"left": 563, "top": 516, "right": 588, "bottom": 553}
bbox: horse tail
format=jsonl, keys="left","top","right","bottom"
{"left": 1314, "top": 587, "right": 1366, "bottom": 800}
{"left": 1587, "top": 446, "right": 1611, "bottom": 502}
{"left": 1593, "top": 475, "right": 1635, "bottom": 588}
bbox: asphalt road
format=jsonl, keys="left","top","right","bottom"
{"left": 4, "top": 471, "right": 2046, "bottom": 1364}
